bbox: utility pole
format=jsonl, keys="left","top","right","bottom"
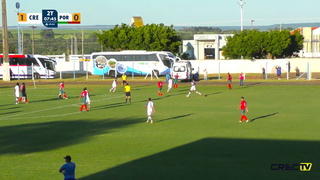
{"left": 28, "top": 26, "right": 37, "bottom": 54}
{"left": 251, "top": 20, "right": 254, "bottom": 30}
{"left": 237, "top": 0, "right": 246, "bottom": 31}
{"left": 100, "top": 29, "right": 103, "bottom": 52}
{"left": 280, "top": 23, "right": 283, "bottom": 31}
{"left": 14, "top": 2, "right": 22, "bottom": 54}
{"left": 74, "top": 33, "right": 77, "bottom": 55}
{"left": 66, "top": 41, "right": 69, "bottom": 61}
{"left": 21, "top": 28, "right": 24, "bottom": 53}
{"left": 71, "top": 35, "right": 73, "bottom": 55}
{"left": 2, "top": 0, "right": 10, "bottom": 81}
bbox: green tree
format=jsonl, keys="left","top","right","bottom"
{"left": 40, "top": 29, "right": 55, "bottom": 39}
{"left": 222, "top": 30, "right": 303, "bottom": 59}
{"left": 95, "top": 23, "right": 181, "bottom": 54}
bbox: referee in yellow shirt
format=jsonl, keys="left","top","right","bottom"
{"left": 121, "top": 74, "right": 127, "bottom": 87}
{"left": 124, "top": 83, "right": 131, "bottom": 104}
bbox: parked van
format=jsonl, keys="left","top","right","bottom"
{"left": 172, "top": 60, "right": 193, "bottom": 81}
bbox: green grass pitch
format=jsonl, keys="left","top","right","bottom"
{"left": 0, "top": 82, "right": 319, "bottom": 180}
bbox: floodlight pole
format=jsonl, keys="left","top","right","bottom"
{"left": 237, "top": 0, "right": 246, "bottom": 31}
{"left": 2, "top": 0, "right": 10, "bottom": 81}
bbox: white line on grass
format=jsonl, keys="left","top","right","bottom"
{"left": 0, "top": 95, "right": 123, "bottom": 120}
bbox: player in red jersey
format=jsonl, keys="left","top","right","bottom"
{"left": 237, "top": 97, "right": 249, "bottom": 122}
{"left": 59, "top": 81, "right": 67, "bottom": 99}
{"left": 18, "top": 82, "right": 28, "bottom": 103}
{"left": 78, "top": 87, "right": 88, "bottom": 111}
{"left": 173, "top": 73, "right": 179, "bottom": 88}
{"left": 227, "top": 72, "right": 232, "bottom": 89}
{"left": 158, "top": 80, "right": 163, "bottom": 96}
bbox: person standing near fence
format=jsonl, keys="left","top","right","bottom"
{"left": 276, "top": 66, "right": 281, "bottom": 80}
{"left": 165, "top": 72, "right": 170, "bottom": 84}
{"left": 203, "top": 69, "right": 208, "bottom": 81}
{"left": 239, "top": 72, "right": 244, "bottom": 86}
{"left": 228, "top": 73, "right": 232, "bottom": 90}
{"left": 262, "top": 67, "right": 266, "bottom": 79}
{"left": 295, "top": 67, "right": 300, "bottom": 78}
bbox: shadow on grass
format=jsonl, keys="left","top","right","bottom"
{"left": 250, "top": 112, "right": 278, "bottom": 123}
{"left": 78, "top": 138, "right": 319, "bottom": 180}
{"left": 158, "top": 113, "right": 194, "bottom": 122}
{"left": 204, "top": 92, "right": 221, "bottom": 97}
{"left": 0, "top": 117, "right": 141, "bottom": 154}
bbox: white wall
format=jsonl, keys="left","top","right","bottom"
{"left": 189, "top": 59, "right": 320, "bottom": 74}
{"left": 55, "top": 61, "right": 93, "bottom": 74}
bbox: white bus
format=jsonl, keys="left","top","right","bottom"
{"left": 91, "top": 51, "right": 176, "bottom": 77}
{"left": 0, "top": 54, "right": 56, "bottom": 79}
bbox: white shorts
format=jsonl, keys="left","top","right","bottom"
{"left": 147, "top": 110, "right": 153, "bottom": 116}
{"left": 112, "top": 85, "right": 117, "bottom": 88}
{"left": 86, "top": 96, "right": 91, "bottom": 103}
{"left": 190, "top": 86, "right": 196, "bottom": 91}
{"left": 15, "top": 93, "right": 19, "bottom": 97}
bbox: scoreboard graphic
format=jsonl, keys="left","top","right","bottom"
{"left": 18, "top": 9, "right": 81, "bottom": 28}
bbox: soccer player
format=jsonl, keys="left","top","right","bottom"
{"left": 85, "top": 87, "right": 93, "bottom": 109}
{"left": 158, "top": 80, "right": 163, "bottom": 96}
{"left": 78, "top": 88, "right": 88, "bottom": 111}
{"left": 14, "top": 83, "right": 20, "bottom": 104}
{"left": 186, "top": 79, "right": 201, "bottom": 97}
{"left": 121, "top": 73, "right": 127, "bottom": 88}
{"left": 237, "top": 96, "right": 249, "bottom": 123}
{"left": 228, "top": 72, "right": 232, "bottom": 90}
{"left": 59, "top": 155, "right": 76, "bottom": 180}
{"left": 59, "top": 81, "right": 67, "bottom": 99}
{"left": 143, "top": 98, "right": 156, "bottom": 124}
{"left": 18, "top": 82, "right": 28, "bottom": 103}
{"left": 167, "top": 77, "right": 173, "bottom": 93}
{"left": 124, "top": 83, "right": 132, "bottom": 104}
{"left": 173, "top": 73, "right": 179, "bottom": 88}
{"left": 109, "top": 77, "right": 117, "bottom": 93}
{"left": 165, "top": 72, "right": 170, "bottom": 83}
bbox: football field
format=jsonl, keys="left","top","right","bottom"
{"left": 0, "top": 81, "right": 319, "bottom": 180}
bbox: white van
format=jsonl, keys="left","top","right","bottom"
{"left": 172, "top": 60, "right": 193, "bottom": 81}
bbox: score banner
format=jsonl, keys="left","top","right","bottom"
{"left": 18, "top": 9, "right": 81, "bottom": 28}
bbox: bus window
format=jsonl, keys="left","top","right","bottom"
{"left": 146, "top": 54, "right": 159, "bottom": 61}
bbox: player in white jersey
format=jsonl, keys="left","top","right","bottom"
{"left": 167, "top": 78, "right": 173, "bottom": 93}
{"left": 109, "top": 77, "right": 117, "bottom": 93}
{"left": 14, "top": 83, "right": 20, "bottom": 104}
{"left": 186, "top": 79, "right": 201, "bottom": 97}
{"left": 84, "top": 87, "right": 93, "bottom": 109}
{"left": 143, "top": 98, "right": 156, "bottom": 124}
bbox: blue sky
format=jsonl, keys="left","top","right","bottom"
{"left": 2, "top": 0, "right": 320, "bottom": 27}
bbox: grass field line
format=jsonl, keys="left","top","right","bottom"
{"left": 0, "top": 95, "right": 123, "bottom": 120}
{"left": 1, "top": 111, "right": 82, "bottom": 121}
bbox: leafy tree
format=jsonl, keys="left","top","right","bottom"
{"left": 222, "top": 30, "right": 304, "bottom": 59}
{"left": 95, "top": 23, "right": 182, "bottom": 54}
{"left": 40, "top": 29, "right": 55, "bottom": 39}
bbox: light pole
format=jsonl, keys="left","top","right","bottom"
{"left": 100, "top": 29, "right": 103, "bottom": 52}
{"left": 14, "top": 2, "right": 23, "bottom": 54}
{"left": 2, "top": 0, "right": 10, "bottom": 81}
{"left": 237, "top": 0, "right": 246, "bottom": 31}
{"left": 251, "top": 20, "right": 254, "bottom": 30}
{"left": 74, "top": 28, "right": 86, "bottom": 79}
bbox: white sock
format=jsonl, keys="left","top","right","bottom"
{"left": 196, "top": 91, "right": 200, "bottom": 94}
{"left": 187, "top": 92, "right": 191, "bottom": 96}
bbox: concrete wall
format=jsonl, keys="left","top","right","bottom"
{"left": 55, "top": 61, "right": 93, "bottom": 74}
{"left": 189, "top": 59, "right": 320, "bottom": 74}
{"left": 53, "top": 58, "right": 320, "bottom": 76}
